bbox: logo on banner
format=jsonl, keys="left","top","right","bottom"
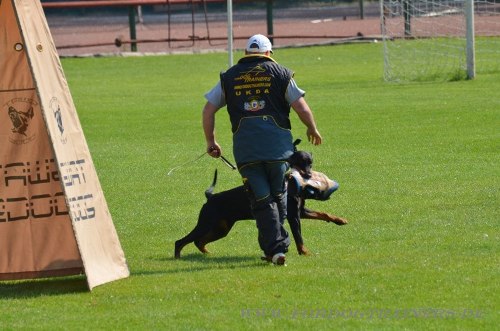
{"left": 49, "top": 97, "right": 67, "bottom": 144}
{"left": 4, "top": 98, "right": 37, "bottom": 144}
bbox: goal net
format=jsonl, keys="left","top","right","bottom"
{"left": 381, "top": 0, "right": 500, "bottom": 81}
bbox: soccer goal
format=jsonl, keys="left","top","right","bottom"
{"left": 381, "top": 0, "right": 500, "bottom": 81}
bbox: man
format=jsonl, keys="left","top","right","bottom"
{"left": 202, "top": 34, "right": 322, "bottom": 265}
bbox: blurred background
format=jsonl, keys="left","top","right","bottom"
{"left": 41, "top": 0, "right": 382, "bottom": 56}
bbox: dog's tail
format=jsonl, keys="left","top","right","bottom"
{"left": 205, "top": 169, "right": 218, "bottom": 199}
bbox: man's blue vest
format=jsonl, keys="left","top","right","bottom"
{"left": 221, "top": 55, "right": 294, "bottom": 165}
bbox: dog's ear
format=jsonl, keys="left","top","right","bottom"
{"left": 293, "top": 139, "right": 301, "bottom": 151}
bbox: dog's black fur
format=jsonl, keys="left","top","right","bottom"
{"left": 174, "top": 150, "right": 348, "bottom": 259}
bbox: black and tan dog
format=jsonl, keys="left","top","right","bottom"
{"left": 174, "top": 150, "right": 348, "bottom": 259}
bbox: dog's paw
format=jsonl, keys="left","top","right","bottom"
{"left": 330, "top": 217, "right": 348, "bottom": 225}
{"left": 297, "top": 244, "right": 311, "bottom": 256}
{"left": 174, "top": 243, "right": 182, "bottom": 259}
{"left": 195, "top": 242, "right": 210, "bottom": 254}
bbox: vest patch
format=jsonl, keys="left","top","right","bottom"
{"left": 244, "top": 99, "right": 266, "bottom": 111}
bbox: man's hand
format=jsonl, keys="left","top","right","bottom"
{"left": 207, "top": 144, "right": 221, "bottom": 158}
{"left": 307, "top": 128, "right": 322, "bottom": 146}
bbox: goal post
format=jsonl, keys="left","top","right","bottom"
{"left": 381, "top": 0, "right": 500, "bottom": 82}
{"left": 466, "top": 0, "right": 476, "bottom": 79}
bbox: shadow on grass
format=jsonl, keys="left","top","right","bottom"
{"left": 161, "top": 253, "right": 257, "bottom": 264}
{"left": 132, "top": 253, "right": 272, "bottom": 276}
{"left": 0, "top": 276, "right": 88, "bottom": 298}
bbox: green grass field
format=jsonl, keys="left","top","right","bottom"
{"left": 1, "top": 43, "right": 499, "bottom": 330}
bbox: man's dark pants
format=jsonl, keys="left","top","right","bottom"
{"left": 239, "top": 161, "right": 291, "bottom": 256}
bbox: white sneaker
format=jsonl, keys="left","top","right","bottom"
{"left": 272, "top": 253, "right": 286, "bottom": 266}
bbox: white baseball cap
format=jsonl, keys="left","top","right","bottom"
{"left": 246, "top": 34, "right": 273, "bottom": 54}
